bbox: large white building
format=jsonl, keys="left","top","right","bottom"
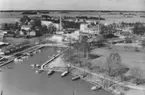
{"left": 41, "top": 21, "right": 52, "bottom": 27}
{"left": 80, "top": 23, "right": 100, "bottom": 34}
{"left": 80, "top": 23, "right": 89, "bottom": 31}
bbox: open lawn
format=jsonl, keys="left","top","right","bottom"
{"left": 91, "top": 47, "right": 145, "bottom": 78}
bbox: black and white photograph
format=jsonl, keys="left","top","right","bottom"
{"left": 0, "top": 0, "right": 145, "bottom": 95}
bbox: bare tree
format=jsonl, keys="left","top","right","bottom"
{"left": 130, "top": 67, "right": 143, "bottom": 79}
{"left": 106, "top": 52, "right": 122, "bottom": 76}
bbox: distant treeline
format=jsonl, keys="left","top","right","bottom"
{"left": 22, "top": 11, "right": 37, "bottom": 15}
{"left": 41, "top": 15, "right": 105, "bottom": 20}
{"left": 76, "top": 16, "right": 105, "bottom": 20}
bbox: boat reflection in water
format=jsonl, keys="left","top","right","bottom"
{"left": 47, "top": 69, "right": 55, "bottom": 76}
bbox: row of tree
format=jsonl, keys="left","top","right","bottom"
{"left": 100, "top": 22, "right": 145, "bottom": 36}
{"left": 63, "top": 34, "right": 145, "bottom": 85}
{"left": 1, "top": 16, "right": 57, "bottom": 37}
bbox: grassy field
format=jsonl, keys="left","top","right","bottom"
{"left": 91, "top": 47, "right": 145, "bottom": 78}
{"left": 0, "top": 11, "right": 145, "bottom": 24}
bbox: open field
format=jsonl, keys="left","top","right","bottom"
{"left": 91, "top": 47, "right": 145, "bottom": 78}
{"left": 0, "top": 11, "right": 145, "bottom": 24}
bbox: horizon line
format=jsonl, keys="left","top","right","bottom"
{"left": 0, "top": 9, "right": 145, "bottom": 12}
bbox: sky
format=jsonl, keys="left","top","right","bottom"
{"left": 0, "top": 0, "right": 145, "bottom": 11}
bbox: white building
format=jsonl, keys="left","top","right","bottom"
{"left": 80, "top": 23, "right": 89, "bottom": 31}
{"left": 21, "top": 25, "right": 32, "bottom": 31}
{"left": 64, "top": 30, "right": 80, "bottom": 41}
{"left": 41, "top": 21, "right": 52, "bottom": 27}
{"left": 48, "top": 35, "right": 65, "bottom": 43}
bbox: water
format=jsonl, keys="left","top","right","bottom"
{"left": 1, "top": 47, "right": 113, "bottom": 95}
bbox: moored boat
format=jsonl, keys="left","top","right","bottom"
{"left": 36, "top": 64, "right": 41, "bottom": 68}
{"left": 91, "top": 85, "right": 102, "bottom": 91}
{"left": 72, "top": 76, "right": 80, "bottom": 81}
{"left": 61, "top": 71, "right": 69, "bottom": 77}
{"left": 35, "top": 69, "right": 44, "bottom": 74}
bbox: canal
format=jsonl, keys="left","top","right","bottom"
{"left": 1, "top": 47, "right": 113, "bottom": 95}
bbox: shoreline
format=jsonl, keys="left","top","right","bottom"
{"left": 45, "top": 55, "right": 145, "bottom": 95}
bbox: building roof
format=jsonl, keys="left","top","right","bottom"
{"left": 21, "top": 25, "right": 32, "bottom": 31}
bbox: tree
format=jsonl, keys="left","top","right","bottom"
{"left": 132, "top": 22, "right": 145, "bottom": 35}
{"left": 125, "top": 37, "right": 132, "bottom": 43}
{"left": 130, "top": 67, "right": 143, "bottom": 79}
{"left": 41, "top": 25, "right": 48, "bottom": 34}
{"left": 62, "top": 48, "right": 76, "bottom": 63}
{"left": 106, "top": 52, "right": 122, "bottom": 76}
{"left": 100, "top": 24, "right": 117, "bottom": 37}
{"left": 88, "top": 35, "right": 106, "bottom": 48}
{"left": 47, "top": 24, "right": 57, "bottom": 34}
{"left": 79, "top": 35, "right": 89, "bottom": 58}
{"left": 30, "top": 17, "right": 41, "bottom": 27}
{"left": 130, "top": 67, "right": 145, "bottom": 85}
{"left": 20, "top": 15, "right": 31, "bottom": 25}
{"left": 141, "top": 39, "right": 145, "bottom": 47}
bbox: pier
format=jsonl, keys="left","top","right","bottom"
{"left": 0, "top": 45, "right": 44, "bottom": 67}
{"left": 41, "top": 47, "right": 69, "bottom": 70}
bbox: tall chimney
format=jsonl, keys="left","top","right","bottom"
{"left": 59, "top": 14, "right": 62, "bottom": 31}
{"left": 98, "top": 12, "right": 100, "bottom": 34}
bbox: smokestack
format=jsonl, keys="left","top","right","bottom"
{"left": 59, "top": 14, "right": 62, "bottom": 31}
{"left": 98, "top": 12, "right": 100, "bottom": 33}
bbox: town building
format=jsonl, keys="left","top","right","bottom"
{"left": 80, "top": 23, "right": 100, "bottom": 34}
{"left": 41, "top": 21, "right": 52, "bottom": 27}
{"left": 21, "top": 25, "right": 32, "bottom": 31}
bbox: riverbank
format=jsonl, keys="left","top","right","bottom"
{"left": 1, "top": 46, "right": 113, "bottom": 95}
{"left": 46, "top": 56, "right": 145, "bottom": 95}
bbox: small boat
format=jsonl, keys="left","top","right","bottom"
{"left": 61, "top": 71, "right": 69, "bottom": 77}
{"left": 14, "top": 58, "right": 19, "bottom": 62}
{"left": 18, "top": 58, "right": 23, "bottom": 62}
{"left": 31, "top": 64, "right": 36, "bottom": 68}
{"left": 91, "top": 85, "right": 102, "bottom": 91}
{"left": 33, "top": 51, "right": 37, "bottom": 54}
{"left": 72, "top": 76, "right": 80, "bottom": 81}
{"left": 21, "top": 56, "right": 29, "bottom": 59}
{"left": 25, "top": 53, "right": 30, "bottom": 56}
{"left": 47, "top": 69, "right": 55, "bottom": 75}
{"left": 36, "top": 64, "right": 41, "bottom": 68}
{"left": 35, "top": 69, "right": 44, "bottom": 74}
{"left": 37, "top": 50, "right": 41, "bottom": 53}
{"left": 14, "top": 58, "right": 23, "bottom": 63}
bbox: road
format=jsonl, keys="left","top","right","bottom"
{"left": 1, "top": 47, "right": 113, "bottom": 95}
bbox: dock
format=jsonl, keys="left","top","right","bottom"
{"left": 0, "top": 45, "right": 44, "bottom": 67}
{"left": 41, "top": 47, "right": 69, "bottom": 70}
